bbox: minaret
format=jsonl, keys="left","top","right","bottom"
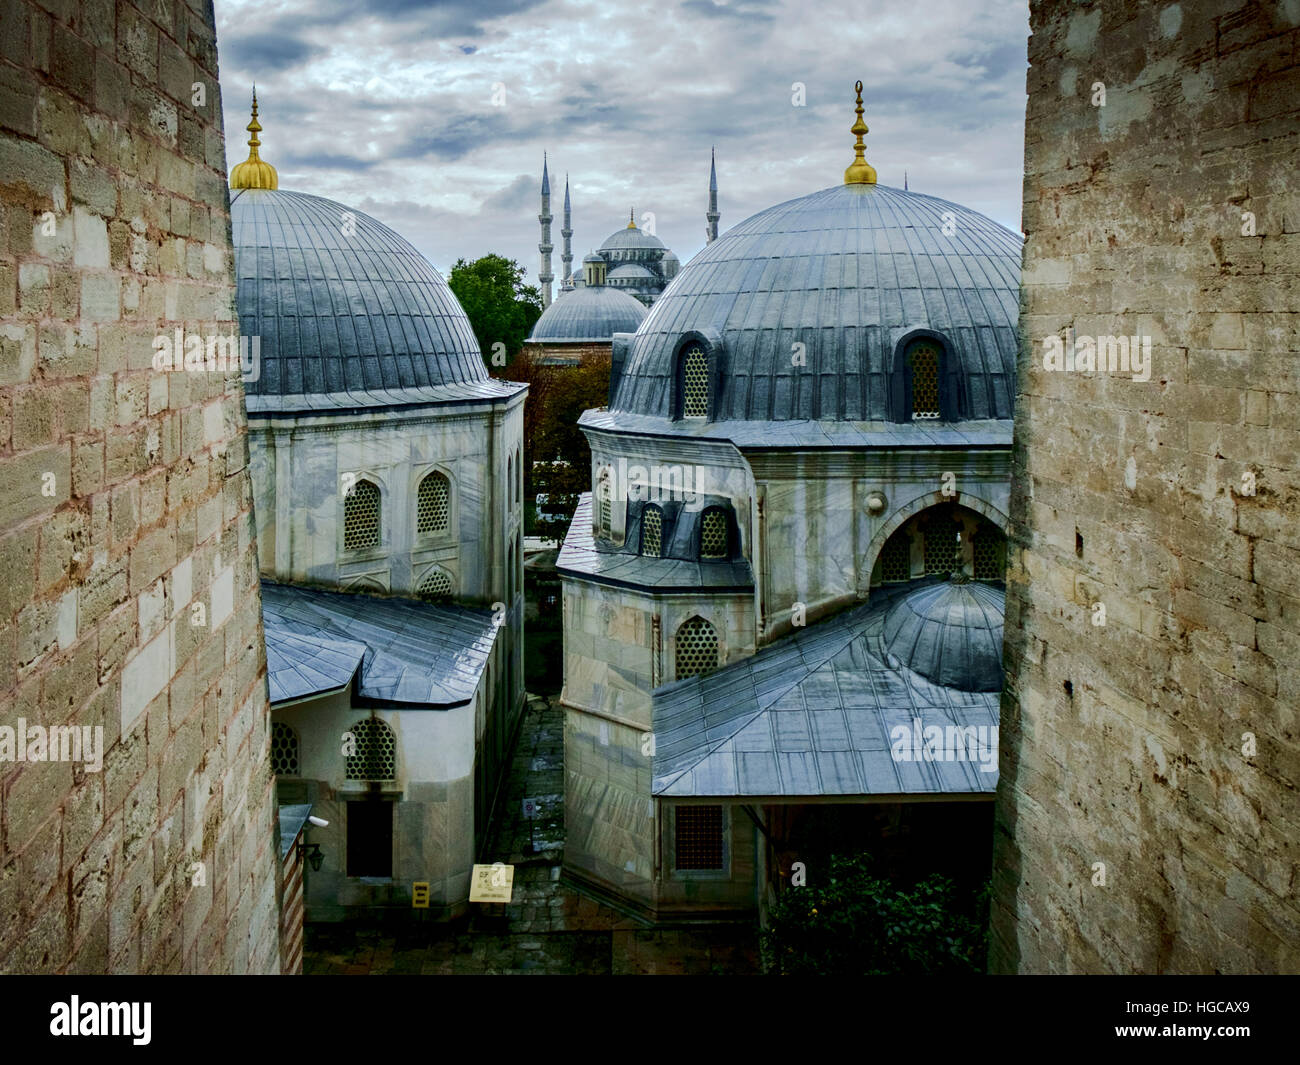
{"left": 706, "top": 146, "right": 719, "bottom": 244}
{"left": 538, "top": 153, "right": 554, "bottom": 308}
{"left": 561, "top": 175, "right": 573, "bottom": 292}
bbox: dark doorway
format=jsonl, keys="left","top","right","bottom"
{"left": 346, "top": 799, "right": 393, "bottom": 877}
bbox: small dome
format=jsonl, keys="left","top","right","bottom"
{"left": 881, "top": 577, "right": 1005, "bottom": 692}
{"left": 608, "top": 263, "right": 655, "bottom": 279}
{"left": 529, "top": 284, "right": 647, "bottom": 343}
{"left": 583, "top": 251, "right": 604, "bottom": 264}
{"left": 231, "top": 188, "right": 501, "bottom": 413}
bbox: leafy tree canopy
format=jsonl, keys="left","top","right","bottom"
{"left": 447, "top": 254, "right": 543, "bottom": 368}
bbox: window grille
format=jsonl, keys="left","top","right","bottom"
{"left": 343, "top": 479, "right": 381, "bottom": 550}
{"left": 345, "top": 717, "right": 397, "bottom": 781}
{"left": 417, "top": 472, "right": 450, "bottom": 535}
{"left": 700, "top": 509, "right": 728, "bottom": 559}
{"left": 682, "top": 347, "right": 708, "bottom": 417}
{"left": 642, "top": 506, "right": 663, "bottom": 557}
{"left": 923, "top": 517, "right": 960, "bottom": 576}
{"left": 973, "top": 529, "right": 1005, "bottom": 581}
{"left": 675, "top": 616, "right": 719, "bottom": 680}
{"left": 418, "top": 567, "right": 453, "bottom": 601}
{"left": 598, "top": 492, "right": 611, "bottom": 536}
{"left": 880, "top": 532, "right": 912, "bottom": 582}
{"left": 675, "top": 805, "right": 724, "bottom": 870}
{"left": 270, "top": 722, "right": 299, "bottom": 775}
{"left": 907, "top": 342, "right": 941, "bottom": 420}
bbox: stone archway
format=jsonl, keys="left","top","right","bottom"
{"left": 863, "top": 490, "right": 1010, "bottom": 588}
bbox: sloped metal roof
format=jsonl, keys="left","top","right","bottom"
{"left": 611, "top": 182, "right": 1022, "bottom": 423}
{"left": 529, "top": 283, "right": 648, "bottom": 342}
{"left": 278, "top": 803, "right": 314, "bottom": 859}
{"left": 558, "top": 494, "right": 754, "bottom": 592}
{"left": 652, "top": 581, "right": 1003, "bottom": 799}
{"left": 231, "top": 188, "right": 520, "bottom": 413}
{"left": 260, "top": 581, "right": 499, "bottom": 707}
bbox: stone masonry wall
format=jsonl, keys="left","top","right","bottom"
{"left": 992, "top": 0, "right": 1300, "bottom": 972}
{"left": 0, "top": 0, "right": 280, "bottom": 972}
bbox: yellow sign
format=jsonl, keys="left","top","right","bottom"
{"left": 469, "top": 862, "right": 514, "bottom": 903}
{"left": 412, "top": 881, "right": 430, "bottom": 909}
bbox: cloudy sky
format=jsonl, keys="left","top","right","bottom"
{"left": 215, "top": 0, "right": 1029, "bottom": 281}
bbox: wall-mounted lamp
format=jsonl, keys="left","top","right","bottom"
{"left": 298, "top": 841, "right": 325, "bottom": 872}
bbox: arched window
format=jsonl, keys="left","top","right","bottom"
{"left": 907, "top": 340, "right": 941, "bottom": 420}
{"left": 507, "top": 454, "right": 512, "bottom": 508}
{"left": 270, "top": 722, "right": 299, "bottom": 775}
{"left": 418, "top": 566, "right": 453, "bottom": 601}
{"left": 972, "top": 525, "right": 1006, "bottom": 581}
{"left": 675, "top": 616, "right": 719, "bottom": 680}
{"left": 700, "top": 508, "right": 728, "bottom": 559}
{"left": 681, "top": 347, "right": 709, "bottom": 418}
{"left": 416, "top": 471, "right": 450, "bottom": 536}
{"left": 596, "top": 467, "right": 612, "bottom": 537}
{"left": 343, "top": 478, "right": 381, "bottom": 550}
{"left": 923, "top": 513, "right": 961, "bottom": 576}
{"left": 879, "top": 530, "right": 912, "bottom": 583}
{"left": 345, "top": 717, "right": 397, "bottom": 781}
{"left": 642, "top": 505, "right": 663, "bottom": 557}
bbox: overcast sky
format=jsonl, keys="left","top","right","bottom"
{"left": 215, "top": 0, "right": 1029, "bottom": 281}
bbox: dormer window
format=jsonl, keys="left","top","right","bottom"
{"left": 642, "top": 505, "right": 663, "bottom": 557}
{"left": 682, "top": 347, "right": 709, "bottom": 418}
{"left": 700, "top": 508, "right": 728, "bottom": 559}
{"left": 907, "top": 340, "right": 941, "bottom": 420}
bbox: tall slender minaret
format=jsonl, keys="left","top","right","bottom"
{"left": 538, "top": 153, "right": 554, "bottom": 307}
{"left": 561, "top": 174, "right": 573, "bottom": 291}
{"left": 706, "top": 146, "right": 720, "bottom": 244}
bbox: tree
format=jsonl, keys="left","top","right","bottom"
{"left": 447, "top": 254, "right": 543, "bottom": 369}
{"left": 760, "top": 853, "right": 989, "bottom": 975}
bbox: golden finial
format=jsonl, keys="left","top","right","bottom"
{"left": 627, "top": 207, "right": 636, "bottom": 229}
{"left": 230, "top": 87, "right": 279, "bottom": 190}
{"left": 843, "top": 80, "right": 877, "bottom": 185}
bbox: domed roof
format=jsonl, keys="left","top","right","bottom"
{"left": 529, "top": 283, "right": 648, "bottom": 343}
{"left": 231, "top": 188, "right": 512, "bottom": 413}
{"left": 608, "top": 263, "right": 655, "bottom": 279}
{"left": 583, "top": 252, "right": 604, "bottom": 264}
{"left": 599, "top": 225, "right": 666, "bottom": 254}
{"left": 610, "top": 182, "right": 1022, "bottom": 422}
{"left": 881, "top": 577, "right": 1005, "bottom": 692}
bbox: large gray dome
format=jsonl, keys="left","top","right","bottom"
{"left": 232, "top": 188, "right": 509, "bottom": 413}
{"left": 529, "top": 284, "right": 647, "bottom": 343}
{"left": 610, "top": 182, "right": 1022, "bottom": 422}
{"left": 599, "top": 225, "right": 666, "bottom": 256}
{"left": 882, "top": 577, "right": 1005, "bottom": 692}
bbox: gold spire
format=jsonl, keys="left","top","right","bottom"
{"left": 230, "top": 87, "right": 279, "bottom": 190}
{"left": 627, "top": 207, "right": 636, "bottom": 229}
{"left": 843, "top": 80, "right": 877, "bottom": 185}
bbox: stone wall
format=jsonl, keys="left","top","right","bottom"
{"left": 0, "top": 0, "right": 279, "bottom": 972}
{"left": 992, "top": 0, "right": 1300, "bottom": 973}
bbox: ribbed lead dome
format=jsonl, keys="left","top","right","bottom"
{"left": 529, "top": 284, "right": 647, "bottom": 342}
{"left": 611, "top": 182, "right": 1022, "bottom": 422}
{"left": 882, "top": 578, "right": 1005, "bottom": 692}
{"left": 232, "top": 188, "right": 504, "bottom": 413}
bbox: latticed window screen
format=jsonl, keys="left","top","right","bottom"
{"left": 880, "top": 531, "right": 912, "bottom": 582}
{"left": 675, "top": 616, "right": 719, "bottom": 680}
{"left": 907, "top": 343, "right": 941, "bottom": 419}
{"left": 598, "top": 481, "right": 612, "bottom": 536}
{"left": 418, "top": 567, "right": 453, "bottom": 600}
{"left": 682, "top": 348, "right": 709, "bottom": 417}
{"left": 270, "top": 722, "right": 299, "bottom": 775}
{"left": 700, "top": 509, "right": 728, "bottom": 559}
{"left": 973, "top": 529, "right": 1005, "bottom": 581}
{"left": 343, "top": 479, "right": 381, "bottom": 550}
{"left": 675, "top": 805, "right": 724, "bottom": 870}
{"left": 345, "top": 717, "right": 397, "bottom": 781}
{"left": 642, "top": 506, "right": 663, "bottom": 557}
{"left": 923, "top": 518, "right": 961, "bottom": 576}
{"left": 417, "top": 472, "right": 450, "bottom": 535}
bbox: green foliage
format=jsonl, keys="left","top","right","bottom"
{"left": 761, "top": 853, "right": 989, "bottom": 975}
{"left": 447, "top": 254, "right": 542, "bottom": 366}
